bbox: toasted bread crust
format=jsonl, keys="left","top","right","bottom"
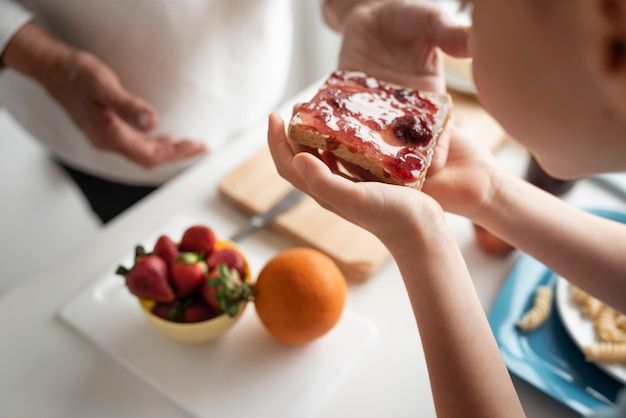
{"left": 288, "top": 123, "right": 410, "bottom": 187}
{"left": 289, "top": 89, "right": 452, "bottom": 189}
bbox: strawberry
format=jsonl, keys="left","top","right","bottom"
{"left": 179, "top": 225, "right": 216, "bottom": 256}
{"left": 153, "top": 235, "right": 179, "bottom": 265}
{"left": 153, "top": 298, "right": 214, "bottom": 323}
{"left": 116, "top": 254, "right": 175, "bottom": 302}
{"left": 202, "top": 272, "right": 221, "bottom": 312}
{"left": 152, "top": 302, "right": 175, "bottom": 320}
{"left": 207, "top": 247, "right": 246, "bottom": 278}
{"left": 171, "top": 252, "right": 208, "bottom": 298}
{"left": 202, "top": 265, "right": 254, "bottom": 317}
{"left": 182, "top": 300, "right": 215, "bottom": 323}
{"left": 151, "top": 299, "right": 187, "bottom": 322}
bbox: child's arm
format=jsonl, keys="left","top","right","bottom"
{"left": 474, "top": 167, "right": 626, "bottom": 313}
{"left": 421, "top": 128, "right": 626, "bottom": 313}
{"left": 268, "top": 114, "right": 526, "bottom": 418}
{"left": 393, "top": 215, "right": 526, "bottom": 418}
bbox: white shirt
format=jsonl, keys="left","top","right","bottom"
{"left": 0, "top": 0, "right": 293, "bottom": 185}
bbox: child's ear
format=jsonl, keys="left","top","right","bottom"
{"left": 586, "top": 0, "right": 626, "bottom": 121}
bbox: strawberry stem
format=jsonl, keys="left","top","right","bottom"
{"left": 115, "top": 265, "right": 130, "bottom": 277}
{"left": 178, "top": 251, "right": 204, "bottom": 264}
{"left": 135, "top": 245, "right": 147, "bottom": 260}
{"left": 165, "top": 298, "right": 194, "bottom": 322}
{"left": 208, "top": 265, "right": 255, "bottom": 317}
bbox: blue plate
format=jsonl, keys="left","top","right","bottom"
{"left": 488, "top": 208, "right": 626, "bottom": 416}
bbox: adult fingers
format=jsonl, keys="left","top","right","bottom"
{"left": 100, "top": 83, "right": 159, "bottom": 132}
{"left": 77, "top": 52, "right": 158, "bottom": 132}
{"left": 117, "top": 133, "right": 208, "bottom": 168}
{"left": 430, "top": 7, "right": 472, "bottom": 58}
{"left": 437, "top": 25, "right": 471, "bottom": 58}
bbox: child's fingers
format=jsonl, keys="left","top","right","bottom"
{"left": 267, "top": 113, "right": 309, "bottom": 192}
{"left": 428, "top": 127, "right": 452, "bottom": 175}
{"left": 267, "top": 112, "right": 371, "bottom": 222}
{"left": 291, "top": 151, "right": 368, "bottom": 218}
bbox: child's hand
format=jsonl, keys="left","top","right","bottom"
{"left": 267, "top": 113, "right": 447, "bottom": 253}
{"left": 423, "top": 126, "right": 500, "bottom": 220}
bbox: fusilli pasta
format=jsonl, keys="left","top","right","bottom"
{"left": 570, "top": 285, "right": 626, "bottom": 364}
{"left": 516, "top": 286, "right": 553, "bottom": 332}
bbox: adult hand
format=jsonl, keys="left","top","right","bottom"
{"left": 338, "top": 0, "right": 471, "bottom": 93}
{"left": 44, "top": 51, "right": 209, "bottom": 167}
{"left": 3, "top": 23, "right": 208, "bottom": 168}
{"left": 337, "top": 0, "right": 470, "bottom": 171}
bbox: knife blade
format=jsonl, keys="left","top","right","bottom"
{"left": 229, "top": 188, "right": 305, "bottom": 242}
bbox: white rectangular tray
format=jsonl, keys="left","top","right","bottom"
{"left": 59, "top": 216, "right": 378, "bottom": 418}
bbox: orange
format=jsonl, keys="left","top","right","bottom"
{"left": 253, "top": 248, "right": 347, "bottom": 346}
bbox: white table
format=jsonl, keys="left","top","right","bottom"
{"left": 0, "top": 82, "right": 623, "bottom": 418}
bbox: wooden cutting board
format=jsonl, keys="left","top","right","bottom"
{"left": 219, "top": 90, "right": 507, "bottom": 282}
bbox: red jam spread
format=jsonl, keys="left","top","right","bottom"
{"left": 293, "top": 71, "right": 440, "bottom": 183}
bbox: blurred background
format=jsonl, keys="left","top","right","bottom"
{"left": 0, "top": 0, "right": 481, "bottom": 294}
{"left": 0, "top": 0, "right": 342, "bottom": 294}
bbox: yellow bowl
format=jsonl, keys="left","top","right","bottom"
{"left": 140, "top": 301, "right": 247, "bottom": 343}
{"left": 138, "top": 239, "right": 252, "bottom": 343}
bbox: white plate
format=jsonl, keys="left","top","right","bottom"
{"left": 59, "top": 215, "right": 379, "bottom": 418}
{"left": 556, "top": 276, "right": 626, "bottom": 385}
